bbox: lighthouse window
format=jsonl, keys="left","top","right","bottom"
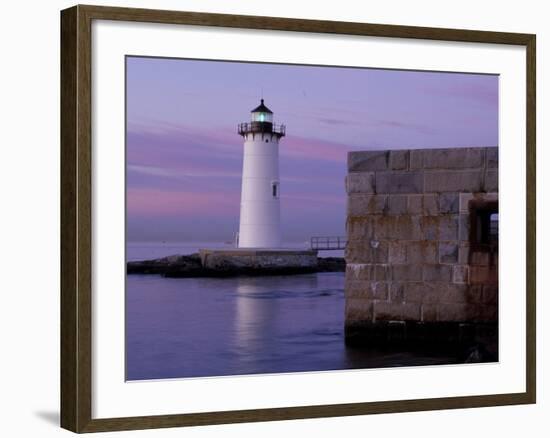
{"left": 259, "top": 113, "right": 265, "bottom": 122}
{"left": 272, "top": 182, "right": 279, "bottom": 198}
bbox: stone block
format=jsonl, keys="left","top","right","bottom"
{"left": 347, "top": 263, "right": 390, "bottom": 281}
{"left": 407, "top": 195, "right": 422, "bottom": 214}
{"left": 367, "top": 281, "right": 389, "bottom": 300}
{"left": 470, "top": 266, "right": 498, "bottom": 284}
{"left": 419, "top": 216, "right": 440, "bottom": 240}
{"left": 484, "top": 170, "right": 498, "bottom": 192}
{"left": 345, "top": 239, "right": 388, "bottom": 264}
{"left": 389, "top": 150, "right": 409, "bottom": 170}
{"left": 437, "top": 303, "right": 480, "bottom": 322}
{"left": 408, "top": 194, "right": 438, "bottom": 215}
{"left": 453, "top": 265, "right": 469, "bottom": 284}
{"left": 377, "top": 215, "right": 423, "bottom": 240}
{"left": 410, "top": 150, "right": 423, "bottom": 169}
{"left": 347, "top": 194, "right": 387, "bottom": 216}
{"left": 439, "top": 193, "right": 459, "bottom": 214}
{"left": 421, "top": 304, "right": 438, "bottom": 322}
{"left": 423, "top": 264, "right": 453, "bottom": 282}
{"left": 486, "top": 147, "right": 498, "bottom": 169}
{"left": 480, "top": 304, "right": 498, "bottom": 321}
{"left": 388, "top": 242, "right": 406, "bottom": 264}
{"left": 347, "top": 280, "right": 388, "bottom": 300}
{"left": 346, "top": 172, "right": 375, "bottom": 194}
{"left": 392, "top": 264, "right": 423, "bottom": 281}
{"left": 422, "top": 148, "right": 484, "bottom": 169}
{"left": 439, "top": 242, "right": 458, "bottom": 263}
{"left": 376, "top": 171, "right": 424, "bottom": 194}
{"left": 406, "top": 241, "right": 437, "bottom": 264}
{"left": 458, "top": 214, "right": 470, "bottom": 241}
{"left": 463, "top": 285, "right": 483, "bottom": 304}
{"left": 438, "top": 215, "right": 459, "bottom": 240}
{"left": 404, "top": 282, "right": 441, "bottom": 304}
{"left": 373, "top": 301, "right": 399, "bottom": 321}
{"left": 459, "top": 193, "right": 474, "bottom": 213}
{"left": 347, "top": 216, "right": 375, "bottom": 241}
{"left": 441, "top": 284, "right": 470, "bottom": 303}
{"left": 387, "top": 195, "right": 408, "bottom": 215}
{"left": 374, "top": 301, "right": 421, "bottom": 322}
{"left": 482, "top": 285, "right": 498, "bottom": 305}
{"left": 346, "top": 263, "right": 369, "bottom": 281}
{"left": 348, "top": 151, "right": 389, "bottom": 172}
{"left": 458, "top": 243, "right": 470, "bottom": 264}
{"left": 422, "top": 215, "right": 458, "bottom": 240}
{"left": 372, "top": 216, "right": 390, "bottom": 239}
{"left": 402, "top": 302, "right": 422, "bottom": 321}
{"left": 424, "top": 170, "right": 483, "bottom": 193}
{"left": 389, "top": 282, "right": 405, "bottom": 302}
{"left": 345, "top": 298, "right": 373, "bottom": 323}
{"left": 470, "top": 251, "right": 490, "bottom": 266}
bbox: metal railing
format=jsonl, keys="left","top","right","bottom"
{"left": 310, "top": 236, "right": 347, "bottom": 251}
{"left": 238, "top": 122, "right": 286, "bottom": 136}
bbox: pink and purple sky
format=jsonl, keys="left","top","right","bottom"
{"left": 126, "top": 57, "right": 498, "bottom": 243}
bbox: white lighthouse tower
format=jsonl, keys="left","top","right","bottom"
{"left": 237, "top": 99, "right": 286, "bottom": 248}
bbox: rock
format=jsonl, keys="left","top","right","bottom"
{"left": 127, "top": 254, "right": 345, "bottom": 277}
{"left": 126, "top": 254, "right": 202, "bottom": 275}
{"left": 317, "top": 257, "right": 346, "bottom": 272}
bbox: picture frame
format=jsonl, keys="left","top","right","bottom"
{"left": 60, "top": 4, "right": 536, "bottom": 433}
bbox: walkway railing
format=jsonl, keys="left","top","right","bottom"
{"left": 310, "top": 236, "right": 347, "bottom": 251}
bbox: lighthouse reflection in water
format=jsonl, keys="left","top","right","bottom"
{"left": 126, "top": 272, "right": 348, "bottom": 380}
{"left": 126, "top": 267, "right": 458, "bottom": 380}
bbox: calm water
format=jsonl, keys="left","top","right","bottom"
{"left": 126, "top": 243, "right": 456, "bottom": 380}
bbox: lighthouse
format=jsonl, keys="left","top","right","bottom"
{"left": 237, "top": 99, "right": 286, "bottom": 248}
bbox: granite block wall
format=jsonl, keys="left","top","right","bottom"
{"left": 345, "top": 147, "right": 498, "bottom": 344}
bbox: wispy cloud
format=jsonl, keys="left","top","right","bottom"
{"left": 284, "top": 193, "right": 345, "bottom": 205}
{"left": 283, "top": 135, "right": 349, "bottom": 162}
{"left": 127, "top": 164, "right": 241, "bottom": 180}
{"left": 127, "top": 189, "right": 239, "bottom": 217}
{"left": 317, "top": 117, "right": 359, "bottom": 126}
{"left": 374, "top": 119, "right": 436, "bottom": 135}
{"left": 424, "top": 80, "right": 498, "bottom": 106}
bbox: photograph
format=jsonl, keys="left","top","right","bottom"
{"left": 125, "top": 56, "right": 499, "bottom": 381}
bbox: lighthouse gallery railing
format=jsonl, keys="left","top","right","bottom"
{"left": 238, "top": 122, "right": 286, "bottom": 136}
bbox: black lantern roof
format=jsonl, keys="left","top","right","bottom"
{"left": 251, "top": 99, "right": 273, "bottom": 114}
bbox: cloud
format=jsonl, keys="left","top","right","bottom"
{"left": 283, "top": 193, "right": 345, "bottom": 205}
{"left": 317, "top": 117, "right": 358, "bottom": 126}
{"left": 373, "top": 119, "right": 436, "bottom": 135}
{"left": 425, "top": 79, "right": 499, "bottom": 106}
{"left": 127, "top": 164, "right": 241, "bottom": 180}
{"left": 127, "top": 119, "right": 240, "bottom": 159}
{"left": 282, "top": 135, "right": 349, "bottom": 163}
{"left": 127, "top": 189, "right": 239, "bottom": 217}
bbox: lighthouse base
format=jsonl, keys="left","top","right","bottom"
{"left": 198, "top": 248, "right": 318, "bottom": 274}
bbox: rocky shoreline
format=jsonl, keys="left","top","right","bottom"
{"left": 127, "top": 254, "right": 345, "bottom": 278}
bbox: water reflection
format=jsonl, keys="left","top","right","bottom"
{"left": 126, "top": 272, "right": 460, "bottom": 381}
{"left": 233, "top": 275, "right": 320, "bottom": 365}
